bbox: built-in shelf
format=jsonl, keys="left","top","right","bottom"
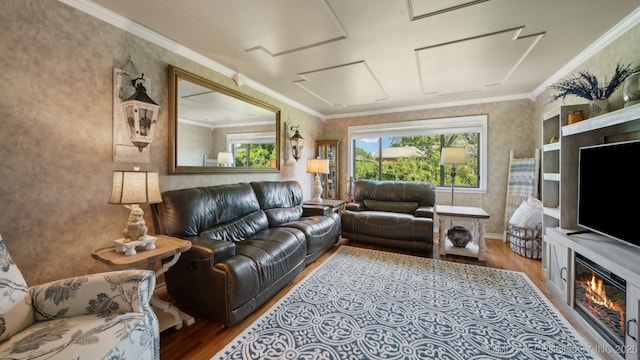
{"left": 543, "top": 142, "right": 560, "bottom": 152}
{"left": 542, "top": 102, "right": 640, "bottom": 359}
{"left": 543, "top": 207, "right": 560, "bottom": 219}
{"left": 563, "top": 103, "right": 640, "bottom": 136}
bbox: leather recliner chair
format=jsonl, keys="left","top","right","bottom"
{"left": 341, "top": 180, "right": 435, "bottom": 251}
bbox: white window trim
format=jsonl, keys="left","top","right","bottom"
{"left": 347, "top": 115, "right": 487, "bottom": 193}
{"left": 227, "top": 132, "right": 276, "bottom": 148}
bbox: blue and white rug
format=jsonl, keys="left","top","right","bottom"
{"left": 213, "top": 246, "right": 595, "bottom": 359}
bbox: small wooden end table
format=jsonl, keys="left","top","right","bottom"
{"left": 91, "top": 235, "right": 195, "bottom": 332}
{"left": 303, "top": 199, "right": 345, "bottom": 213}
{"left": 436, "top": 205, "right": 490, "bottom": 261}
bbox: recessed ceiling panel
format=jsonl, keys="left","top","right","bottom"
{"left": 87, "top": 0, "right": 640, "bottom": 116}
{"left": 408, "top": 0, "right": 491, "bottom": 20}
{"left": 167, "top": 0, "right": 347, "bottom": 56}
{"left": 417, "top": 28, "right": 544, "bottom": 95}
{"left": 178, "top": 80, "right": 273, "bottom": 127}
{"left": 294, "top": 61, "right": 387, "bottom": 108}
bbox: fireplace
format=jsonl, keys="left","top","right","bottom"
{"left": 574, "top": 253, "right": 626, "bottom": 352}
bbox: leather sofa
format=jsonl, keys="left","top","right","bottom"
{"left": 151, "top": 181, "right": 341, "bottom": 326}
{"left": 341, "top": 180, "right": 435, "bottom": 251}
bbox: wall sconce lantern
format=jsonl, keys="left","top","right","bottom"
{"left": 289, "top": 125, "right": 304, "bottom": 161}
{"left": 120, "top": 74, "right": 160, "bottom": 152}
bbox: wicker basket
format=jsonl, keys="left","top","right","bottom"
{"left": 507, "top": 223, "right": 542, "bottom": 260}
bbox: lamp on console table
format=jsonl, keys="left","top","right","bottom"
{"left": 441, "top": 147, "right": 467, "bottom": 206}
{"left": 108, "top": 168, "right": 162, "bottom": 255}
{"left": 307, "top": 158, "right": 330, "bottom": 202}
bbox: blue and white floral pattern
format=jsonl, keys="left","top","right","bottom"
{"left": 0, "top": 234, "right": 159, "bottom": 359}
{"left": 215, "top": 246, "right": 595, "bottom": 360}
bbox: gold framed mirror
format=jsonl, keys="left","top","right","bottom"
{"left": 168, "top": 65, "right": 280, "bottom": 174}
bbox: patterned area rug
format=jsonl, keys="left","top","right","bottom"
{"left": 213, "top": 246, "right": 595, "bottom": 359}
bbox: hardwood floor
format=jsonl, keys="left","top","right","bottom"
{"left": 158, "top": 237, "right": 608, "bottom": 360}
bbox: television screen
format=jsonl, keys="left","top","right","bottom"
{"left": 578, "top": 140, "right": 640, "bottom": 248}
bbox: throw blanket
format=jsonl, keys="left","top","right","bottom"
{"left": 503, "top": 151, "right": 539, "bottom": 240}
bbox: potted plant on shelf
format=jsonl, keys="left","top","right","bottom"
{"left": 549, "top": 62, "right": 638, "bottom": 117}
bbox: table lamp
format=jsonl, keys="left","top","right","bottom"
{"left": 217, "top": 152, "right": 234, "bottom": 167}
{"left": 307, "top": 158, "right": 330, "bottom": 202}
{"left": 109, "top": 169, "right": 162, "bottom": 255}
{"left": 441, "top": 147, "right": 466, "bottom": 206}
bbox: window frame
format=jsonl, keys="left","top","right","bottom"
{"left": 347, "top": 114, "right": 488, "bottom": 194}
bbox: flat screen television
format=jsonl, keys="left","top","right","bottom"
{"left": 577, "top": 139, "right": 640, "bottom": 248}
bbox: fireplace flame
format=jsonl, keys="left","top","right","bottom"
{"left": 582, "top": 273, "right": 624, "bottom": 329}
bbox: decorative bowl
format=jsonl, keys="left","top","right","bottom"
{"left": 447, "top": 226, "right": 472, "bottom": 247}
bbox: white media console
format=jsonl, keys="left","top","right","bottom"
{"left": 545, "top": 228, "right": 640, "bottom": 359}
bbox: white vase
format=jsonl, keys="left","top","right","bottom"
{"left": 590, "top": 98, "right": 609, "bottom": 117}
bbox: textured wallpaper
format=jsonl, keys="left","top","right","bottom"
{"left": 0, "top": 1, "right": 320, "bottom": 284}
{"left": 1, "top": 1, "right": 638, "bottom": 284}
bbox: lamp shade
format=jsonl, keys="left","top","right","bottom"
{"left": 109, "top": 170, "right": 161, "bottom": 204}
{"left": 217, "top": 152, "right": 234, "bottom": 166}
{"left": 306, "top": 158, "right": 330, "bottom": 174}
{"left": 441, "top": 147, "right": 467, "bottom": 165}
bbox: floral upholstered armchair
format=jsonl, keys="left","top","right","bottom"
{"left": 0, "top": 234, "right": 159, "bottom": 359}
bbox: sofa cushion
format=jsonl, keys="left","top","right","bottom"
{"left": 264, "top": 206, "right": 304, "bottom": 227}
{"left": 353, "top": 180, "right": 435, "bottom": 206}
{"left": 217, "top": 228, "right": 306, "bottom": 308}
{"left": 250, "top": 181, "right": 304, "bottom": 226}
{"left": 200, "top": 211, "right": 269, "bottom": 243}
{"left": 363, "top": 199, "right": 418, "bottom": 214}
{"left": 341, "top": 211, "right": 432, "bottom": 242}
{"left": 281, "top": 212, "right": 341, "bottom": 263}
{"left": 0, "top": 234, "right": 33, "bottom": 343}
{"left": 154, "top": 183, "right": 260, "bottom": 237}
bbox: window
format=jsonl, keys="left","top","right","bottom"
{"left": 348, "top": 115, "right": 487, "bottom": 192}
{"left": 227, "top": 132, "right": 276, "bottom": 168}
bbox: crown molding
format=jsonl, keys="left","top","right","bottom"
{"left": 323, "top": 93, "right": 533, "bottom": 120}
{"left": 59, "top": 0, "right": 640, "bottom": 121}
{"left": 532, "top": 6, "right": 640, "bottom": 97}
{"left": 58, "top": 0, "right": 323, "bottom": 119}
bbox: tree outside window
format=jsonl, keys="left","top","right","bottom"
{"left": 352, "top": 133, "right": 479, "bottom": 188}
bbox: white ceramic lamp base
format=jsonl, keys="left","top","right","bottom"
{"left": 312, "top": 173, "right": 323, "bottom": 202}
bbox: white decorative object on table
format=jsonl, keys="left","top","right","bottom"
{"left": 114, "top": 235, "right": 157, "bottom": 256}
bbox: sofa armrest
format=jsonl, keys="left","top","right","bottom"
{"left": 183, "top": 236, "right": 236, "bottom": 265}
{"left": 302, "top": 204, "right": 330, "bottom": 216}
{"left": 415, "top": 206, "right": 434, "bottom": 218}
{"left": 345, "top": 202, "right": 364, "bottom": 212}
{"left": 30, "top": 270, "right": 155, "bottom": 321}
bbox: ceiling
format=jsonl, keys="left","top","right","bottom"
{"left": 73, "top": 0, "right": 639, "bottom": 118}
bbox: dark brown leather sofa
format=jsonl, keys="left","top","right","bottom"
{"left": 341, "top": 180, "right": 435, "bottom": 251}
{"left": 151, "top": 181, "right": 341, "bottom": 326}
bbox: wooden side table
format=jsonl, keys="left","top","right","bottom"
{"left": 91, "top": 235, "right": 195, "bottom": 332}
{"left": 436, "top": 205, "right": 490, "bottom": 261}
{"left": 303, "top": 199, "right": 345, "bottom": 213}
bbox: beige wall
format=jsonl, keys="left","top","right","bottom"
{"left": 1, "top": 1, "right": 637, "bottom": 284}
{"left": 0, "top": 1, "right": 321, "bottom": 284}
{"left": 535, "top": 23, "right": 640, "bottom": 123}
{"left": 323, "top": 99, "right": 539, "bottom": 237}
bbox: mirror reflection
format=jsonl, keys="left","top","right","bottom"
{"left": 169, "top": 65, "right": 280, "bottom": 174}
